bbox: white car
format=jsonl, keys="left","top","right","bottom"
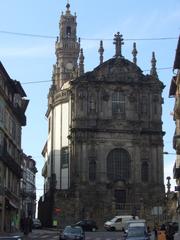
{"left": 104, "top": 215, "right": 139, "bottom": 231}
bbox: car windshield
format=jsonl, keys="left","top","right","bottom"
{"left": 128, "top": 227, "right": 147, "bottom": 237}
{"left": 110, "top": 217, "right": 118, "bottom": 222}
{"left": 64, "top": 226, "right": 82, "bottom": 235}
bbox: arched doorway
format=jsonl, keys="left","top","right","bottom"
{"left": 107, "top": 148, "right": 131, "bottom": 210}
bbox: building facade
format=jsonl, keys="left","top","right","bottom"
{"left": 169, "top": 36, "right": 180, "bottom": 230}
{"left": 0, "top": 61, "right": 29, "bottom": 232}
{"left": 20, "top": 153, "right": 37, "bottom": 220}
{"left": 40, "top": 3, "right": 165, "bottom": 227}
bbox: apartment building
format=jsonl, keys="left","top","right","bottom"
{"left": 0, "top": 61, "right": 29, "bottom": 232}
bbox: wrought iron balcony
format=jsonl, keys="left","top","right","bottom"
{"left": 173, "top": 163, "right": 180, "bottom": 179}
{"left": 14, "top": 106, "right": 26, "bottom": 126}
{"left": 173, "top": 134, "right": 180, "bottom": 154}
{"left": 0, "top": 152, "right": 22, "bottom": 178}
{"left": 42, "top": 162, "right": 47, "bottom": 177}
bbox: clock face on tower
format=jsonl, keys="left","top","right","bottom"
{"left": 66, "top": 62, "right": 73, "bottom": 70}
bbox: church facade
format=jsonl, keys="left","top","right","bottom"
{"left": 39, "top": 3, "right": 165, "bottom": 227}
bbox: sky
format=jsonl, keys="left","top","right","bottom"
{"left": 0, "top": 0, "right": 179, "bottom": 203}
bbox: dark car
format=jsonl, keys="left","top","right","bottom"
{"left": 59, "top": 226, "right": 85, "bottom": 240}
{"left": 124, "top": 223, "right": 150, "bottom": 240}
{"left": 74, "top": 220, "right": 98, "bottom": 232}
{"left": 32, "top": 218, "right": 42, "bottom": 229}
{"left": 172, "top": 222, "right": 179, "bottom": 232}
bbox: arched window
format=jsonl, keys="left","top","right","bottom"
{"left": 107, "top": 148, "right": 131, "bottom": 181}
{"left": 66, "top": 26, "right": 71, "bottom": 37}
{"left": 89, "top": 160, "right": 96, "bottom": 181}
{"left": 141, "top": 96, "right": 148, "bottom": 115}
{"left": 112, "top": 92, "right": 125, "bottom": 114}
{"left": 141, "top": 161, "right": 149, "bottom": 182}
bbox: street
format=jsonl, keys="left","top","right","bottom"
{"left": 17, "top": 229, "right": 156, "bottom": 240}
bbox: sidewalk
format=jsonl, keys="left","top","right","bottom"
{"left": 174, "top": 232, "right": 180, "bottom": 240}
{"left": 0, "top": 231, "right": 33, "bottom": 238}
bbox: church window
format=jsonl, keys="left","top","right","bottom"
{"left": 112, "top": 92, "right": 125, "bottom": 114}
{"left": 153, "top": 95, "right": 159, "bottom": 115}
{"left": 61, "top": 147, "right": 69, "bottom": 168}
{"left": 107, "top": 148, "right": 130, "bottom": 181}
{"left": 141, "top": 161, "right": 149, "bottom": 182}
{"left": 114, "top": 189, "right": 126, "bottom": 209}
{"left": 89, "top": 159, "right": 96, "bottom": 182}
{"left": 89, "top": 95, "right": 96, "bottom": 112}
{"left": 141, "top": 96, "right": 148, "bottom": 115}
{"left": 66, "top": 26, "right": 71, "bottom": 37}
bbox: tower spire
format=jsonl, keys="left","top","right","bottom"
{"left": 113, "top": 32, "right": 124, "bottom": 58}
{"left": 150, "top": 51, "right": 158, "bottom": 78}
{"left": 79, "top": 48, "right": 84, "bottom": 76}
{"left": 53, "top": 0, "right": 79, "bottom": 89}
{"left": 132, "top": 42, "right": 138, "bottom": 65}
{"left": 98, "top": 40, "right": 104, "bottom": 64}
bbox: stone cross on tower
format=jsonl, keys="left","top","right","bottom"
{"left": 113, "top": 32, "right": 124, "bottom": 58}
{"left": 66, "top": 0, "right": 70, "bottom": 12}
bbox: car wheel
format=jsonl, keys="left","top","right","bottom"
{"left": 110, "top": 227, "right": 115, "bottom": 231}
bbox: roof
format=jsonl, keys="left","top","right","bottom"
{"left": 93, "top": 57, "right": 143, "bottom": 79}
{"left": 128, "top": 222, "right": 146, "bottom": 227}
{"left": 72, "top": 56, "right": 164, "bottom": 88}
{"left": 0, "top": 61, "right": 27, "bottom": 97}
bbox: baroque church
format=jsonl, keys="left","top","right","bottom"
{"left": 39, "top": 2, "right": 165, "bottom": 227}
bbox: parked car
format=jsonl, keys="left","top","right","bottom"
{"left": 104, "top": 215, "right": 139, "bottom": 231}
{"left": 124, "top": 222, "right": 150, "bottom": 240}
{"left": 124, "top": 219, "right": 146, "bottom": 233}
{"left": 32, "top": 218, "right": 42, "bottom": 229}
{"left": 165, "top": 221, "right": 179, "bottom": 233}
{"left": 172, "top": 222, "right": 179, "bottom": 232}
{"left": 74, "top": 220, "right": 98, "bottom": 232}
{"left": 59, "top": 225, "right": 85, "bottom": 240}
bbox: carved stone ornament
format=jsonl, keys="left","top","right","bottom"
{"left": 129, "top": 94, "right": 137, "bottom": 102}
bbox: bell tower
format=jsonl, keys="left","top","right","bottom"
{"left": 53, "top": 1, "right": 80, "bottom": 89}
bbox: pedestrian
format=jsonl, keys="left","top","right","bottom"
{"left": 20, "top": 216, "right": 24, "bottom": 232}
{"left": 158, "top": 224, "right": 167, "bottom": 240}
{"left": 165, "top": 223, "right": 175, "bottom": 240}
{"left": 153, "top": 225, "right": 158, "bottom": 240}
{"left": 28, "top": 216, "right": 33, "bottom": 232}
{"left": 23, "top": 217, "right": 29, "bottom": 235}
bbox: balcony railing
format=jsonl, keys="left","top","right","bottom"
{"left": 0, "top": 152, "right": 22, "bottom": 178}
{"left": 173, "top": 134, "right": 180, "bottom": 154}
{"left": 173, "top": 164, "right": 180, "bottom": 178}
{"left": 42, "top": 162, "right": 47, "bottom": 177}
